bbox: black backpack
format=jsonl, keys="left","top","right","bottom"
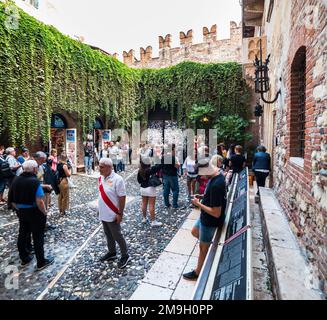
{"left": 0, "top": 157, "right": 15, "bottom": 179}
{"left": 43, "top": 164, "right": 60, "bottom": 195}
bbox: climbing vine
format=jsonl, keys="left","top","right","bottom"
{"left": 139, "top": 62, "right": 250, "bottom": 127}
{"left": 0, "top": 1, "right": 250, "bottom": 145}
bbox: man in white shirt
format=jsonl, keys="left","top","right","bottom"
{"left": 100, "top": 143, "right": 109, "bottom": 159}
{"left": 109, "top": 142, "right": 119, "bottom": 172}
{"left": 98, "top": 158, "right": 130, "bottom": 269}
{"left": 6, "top": 147, "right": 22, "bottom": 180}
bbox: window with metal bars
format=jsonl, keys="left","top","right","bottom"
{"left": 298, "top": 70, "right": 306, "bottom": 158}
{"left": 290, "top": 47, "right": 306, "bottom": 158}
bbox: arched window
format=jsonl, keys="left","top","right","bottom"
{"left": 51, "top": 114, "right": 67, "bottom": 129}
{"left": 290, "top": 46, "right": 306, "bottom": 159}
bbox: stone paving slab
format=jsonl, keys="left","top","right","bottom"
{"left": 262, "top": 212, "right": 299, "bottom": 250}
{"left": 180, "top": 218, "right": 195, "bottom": 231}
{"left": 272, "top": 246, "right": 322, "bottom": 300}
{"left": 130, "top": 283, "right": 173, "bottom": 300}
{"left": 171, "top": 256, "right": 198, "bottom": 300}
{"left": 259, "top": 187, "right": 323, "bottom": 300}
{"left": 142, "top": 251, "right": 189, "bottom": 290}
{"left": 164, "top": 228, "right": 198, "bottom": 256}
{"left": 187, "top": 209, "right": 200, "bottom": 220}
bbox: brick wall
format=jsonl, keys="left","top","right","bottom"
{"left": 266, "top": 0, "right": 327, "bottom": 292}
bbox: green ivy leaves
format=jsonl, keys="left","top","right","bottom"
{"left": 0, "top": 2, "right": 250, "bottom": 146}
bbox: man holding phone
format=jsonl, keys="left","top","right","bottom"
{"left": 183, "top": 155, "right": 226, "bottom": 280}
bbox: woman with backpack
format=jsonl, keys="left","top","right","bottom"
{"left": 57, "top": 152, "right": 71, "bottom": 215}
{"left": 137, "top": 157, "right": 162, "bottom": 227}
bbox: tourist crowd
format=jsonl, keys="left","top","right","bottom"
{"left": 0, "top": 140, "right": 270, "bottom": 278}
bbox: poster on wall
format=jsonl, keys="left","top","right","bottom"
{"left": 66, "top": 128, "right": 77, "bottom": 174}
{"left": 102, "top": 129, "right": 111, "bottom": 149}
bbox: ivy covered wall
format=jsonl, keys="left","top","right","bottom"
{"left": 0, "top": 1, "right": 250, "bottom": 145}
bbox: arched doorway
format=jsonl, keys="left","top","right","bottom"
{"left": 93, "top": 117, "right": 104, "bottom": 152}
{"left": 147, "top": 103, "right": 185, "bottom": 164}
{"left": 50, "top": 114, "right": 67, "bottom": 156}
{"left": 148, "top": 103, "right": 172, "bottom": 145}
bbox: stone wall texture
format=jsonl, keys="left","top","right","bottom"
{"left": 260, "top": 0, "right": 327, "bottom": 292}
{"left": 123, "top": 22, "right": 242, "bottom": 68}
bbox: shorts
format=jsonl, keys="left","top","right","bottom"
{"left": 187, "top": 174, "right": 198, "bottom": 183}
{"left": 194, "top": 218, "right": 217, "bottom": 243}
{"left": 140, "top": 186, "right": 157, "bottom": 197}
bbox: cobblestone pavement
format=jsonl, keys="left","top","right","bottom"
{"left": 0, "top": 165, "right": 191, "bottom": 300}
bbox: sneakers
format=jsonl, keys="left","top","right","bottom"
{"left": 36, "top": 257, "right": 54, "bottom": 271}
{"left": 21, "top": 255, "right": 34, "bottom": 266}
{"left": 99, "top": 252, "right": 117, "bottom": 262}
{"left": 150, "top": 220, "right": 162, "bottom": 227}
{"left": 117, "top": 255, "right": 130, "bottom": 269}
{"left": 183, "top": 270, "right": 199, "bottom": 281}
{"left": 141, "top": 217, "right": 147, "bottom": 224}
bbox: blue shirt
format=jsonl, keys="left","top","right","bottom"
{"left": 252, "top": 152, "right": 271, "bottom": 171}
{"left": 17, "top": 156, "right": 26, "bottom": 164}
{"left": 16, "top": 185, "right": 45, "bottom": 209}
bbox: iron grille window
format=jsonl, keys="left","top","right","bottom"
{"left": 290, "top": 46, "right": 306, "bottom": 159}
{"left": 298, "top": 69, "right": 306, "bottom": 158}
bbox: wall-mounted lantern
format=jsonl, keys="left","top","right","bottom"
{"left": 253, "top": 38, "right": 281, "bottom": 104}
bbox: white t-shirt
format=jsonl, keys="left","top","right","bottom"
{"left": 7, "top": 155, "right": 20, "bottom": 176}
{"left": 98, "top": 172, "right": 126, "bottom": 222}
{"left": 183, "top": 157, "right": 197, "bottom": 173}
{"left": 109, "top": 146, "right": 119, "bottom": 164}
{"left": 101, "top": 149, "right": 109, "bottom": 159}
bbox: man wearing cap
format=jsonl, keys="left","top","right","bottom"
{"left": 183, "top": 155, "right": 226, "bottom": 280}
{"left": 17, "top": 147, "right": 30, "bottom": 165}
{"left": 8, "top": 160, "right": 54, "bottom": 270}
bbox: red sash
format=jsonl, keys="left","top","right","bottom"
{"left": 98, "top": 177, "right": 120, "bottom": 215}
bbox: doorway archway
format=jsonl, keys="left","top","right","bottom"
{"left": 50, "top": 114, "right": 67, "bottom": 156}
